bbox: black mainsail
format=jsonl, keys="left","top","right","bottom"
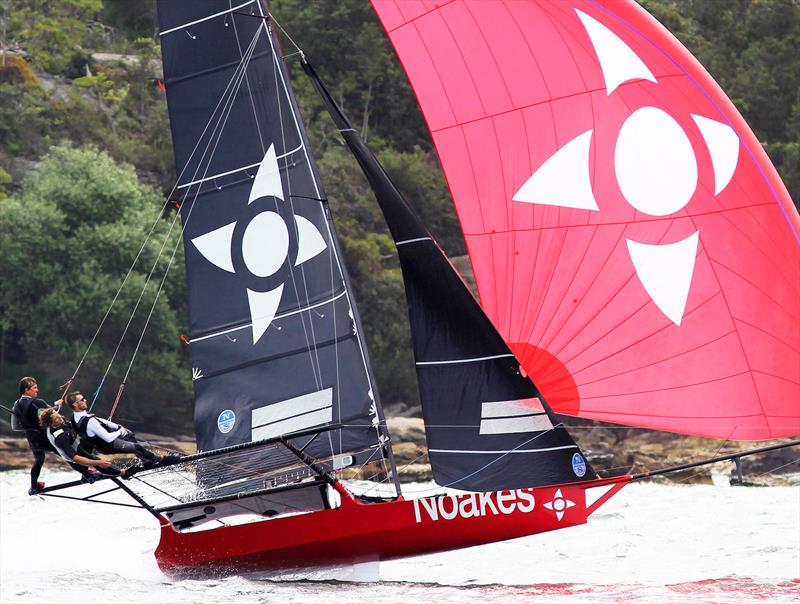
{"left": 157, "top": 1, "right": 392, "bottom": 475}
{"left": 303, "top": 61, "right": 595, "bottom": 490}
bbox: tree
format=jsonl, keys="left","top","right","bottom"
{"left": 0, "top": 144, "right": 192, "bottom": 429}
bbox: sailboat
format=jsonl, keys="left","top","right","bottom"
{"left": 38, "top": 0, "right": 798, "bottom": 578}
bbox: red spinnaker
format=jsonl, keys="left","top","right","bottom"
{"left": 372, "top": 0, "right": 799, "bottom": 439}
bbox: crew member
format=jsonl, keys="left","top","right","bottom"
{"left": 11, "top": 377, "right": 62, "bottom": 495}
{"left": 67, "top": 392, "right": 179, "bottom": 467}
{"left": 38, "top": 408, "right": 125, "bottom": 479}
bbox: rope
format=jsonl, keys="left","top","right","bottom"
{"left": 259, "top": 11, "right": 343, "bottom": 467}
{"left": 82, "top": 25, "right": 266, "bottom": 409}
{"left": 265, "top": 12, "right": 304, "bottom": 57}
{"left": 92, "top": 195, "right": 185, "bottom": 410}
{"left": 111, "top": 25, "right": 264, "bottom": 413}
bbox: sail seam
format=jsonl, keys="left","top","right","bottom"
{"left": 460, "top": 202, "right": 781, "bottom": 237}
{"left": 252, "top": 405, "right": 330, "bottom": 430}
{"left": 482, "top": 412, "right": 548, "bottom": 420}
{"left": 159, "top": 1, "right": 255, "bottom": 36}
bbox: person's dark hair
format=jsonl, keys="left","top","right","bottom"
{"left": 19, "top": 376, "right": 37, "bottom": 395}
{"left": 66, "top": 392, "right": 84, "bottom": 409}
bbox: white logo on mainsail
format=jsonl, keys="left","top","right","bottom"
{"left": 543, "top": 488, "right": 575, "bottom": 521}
{"left": 512, "top": 9, "right": 740, "bottom": 327}
{"left": 190, "top": 144, "right": 328, "bottom": 344}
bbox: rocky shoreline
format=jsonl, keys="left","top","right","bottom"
{"left": 1, "top": 415, "right": 796, "bottom": 487}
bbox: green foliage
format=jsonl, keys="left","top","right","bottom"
{"left": 378, "top": 147, "right": 466, "bottom": 258}
{"left": 340, "top": 232, "right": 419, "bottom": 407}
{"left": 5, "top": 0, "right": 102, "bottom": 75}
{"left": 100, "top": 0, "right": 156, "bottom": 39}
{"left": 0, "top": 145, "right": 191, "bottom": 429}
{"left": 0, "top": 165, "right": 11, "bottom": 197}
{"left": 0, "top": 75, "right": 55, "bottom": 157}
{"left": 272, "top": 0, "right": 430, "bottom": 151}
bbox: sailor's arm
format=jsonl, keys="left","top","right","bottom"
{"left": 102, "top": 418, "right": 121, "bottom": 431}
{"left": 72, "top": 454, "right": 112, "bottom": 468}
{"left": 87, "top": 417, "right": 123, "bottom": 442}
{"left": 53, "top": 432, "right": 111, "bottom": 468}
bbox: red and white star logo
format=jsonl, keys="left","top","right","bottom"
{"left": 543, "top": 488, "right": 575, "bottom": 521}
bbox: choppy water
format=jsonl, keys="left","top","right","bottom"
{"left": 1, "top": 469, "right": 798, "bottom": 603}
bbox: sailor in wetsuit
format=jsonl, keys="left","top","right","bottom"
{"left": 38, "top": 408, "right": 125, "bottom": 479}
{"left": 66, "top": 392, "right": 179, "bottom": 467}
{"left": 11, "top": 377, "right": 62, "bottom": 495}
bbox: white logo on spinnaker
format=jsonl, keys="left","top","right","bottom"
{"left": 512, "top": 9, "right": 741, "bottom": 327}
{"left": 412, "top": 489, "right": 536, "bottom": 523}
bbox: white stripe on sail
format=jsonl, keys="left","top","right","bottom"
{"left": 189, "top": 290, "right": 346, "bottom": 343}
{"left": 160, "top": 1, "right": 256, "bottom": 36}
{"left": 481, "top": 398, "right": 545, "bottom": 418}
{"left": 251, "top": 387, "right": 333, "bottom": 430}
{"left": 429, "top": 445, "right": 577, "bottom": 454}
{"left": 177, "top": 144, "right": 304, "bottom": 190}
{"left": 251, "top": 408, "right": 332, "bottom": 441}
{"left": 479, "top": 415, "right": 553, "bottom": 435}
{"left": 416, "top": 353, "right": 515, "bottom": 366}
{"left": 396, "top": 237, "right": 432, "bottom": 246}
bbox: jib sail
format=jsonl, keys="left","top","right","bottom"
{"left": 304, "top": 61, "right": 595, "bottom": 490}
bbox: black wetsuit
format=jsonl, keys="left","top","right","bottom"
{"left": 12, "top": 396, "right": 55, "bottom": 489}
{"left": 46, "top": 423, "right": 122, "bottom": 478}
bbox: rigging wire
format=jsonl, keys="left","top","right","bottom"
{"left": 259, "top": 13, "right": 325, "bottom": 394}
{"left": 109, "top": 26, "right": 265, "bottom": 417}
{"left": 262, "top": 15, "right": 339, "bottom": 466}
{"left": 261, "top": 10, "right": 391, "bottom": 476}
{"left": 81, "top": 26, "right": 266, "bottom": 409}
{"left": 272, "top": 17, "right": 400, "bottom": 485}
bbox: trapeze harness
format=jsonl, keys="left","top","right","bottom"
{"left": 72, "top": 412, "right": 158, "bottom": 462}
{"left": 46, "top": 424, "right": 82, "bottom": 462}
{"left": 11, "top": 396, "right": 46, "bottom": 432}
{"left": 72, "top": 413, "right": 124, "bottom": 453}
{"left": 47, "top": 421, "right": 121, "bottom": 479}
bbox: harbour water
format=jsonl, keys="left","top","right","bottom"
{"left": 1, "top": 469, "right": 798, "bottom": 603}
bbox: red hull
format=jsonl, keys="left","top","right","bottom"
{"left": 155, "top": 478, "right": 628, "bottom": 577}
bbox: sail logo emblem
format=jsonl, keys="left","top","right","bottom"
{"left": 543, "top": 489, "right": 575, "bottom": 522}
{"left": 571, "top": 453, "right": 587, "bottom": 477}
{"left": 512, "top": 9, "right": 740, "bottom": 327}
{"left": 413, "top": 489, "right": 536, "bottom": 523}
{"left": 190, "top": 144, "right": 328, "bottom": 345}
{"left": 217, "top": 409, "right": 236, "bottom": 433}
